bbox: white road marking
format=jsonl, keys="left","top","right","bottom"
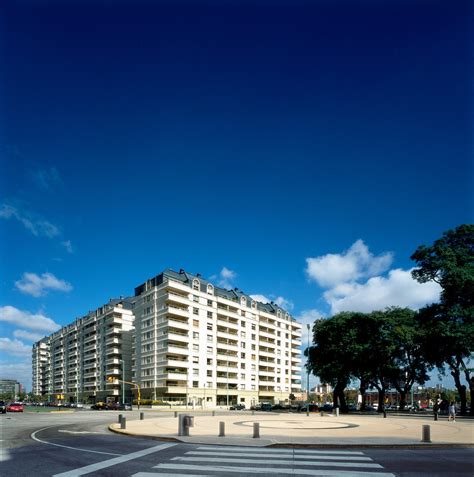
{"left": 170, "top": 456, "right": 382, "bottom": 468}
{"left": 31, "top": 427, "right": 121, "bottom": 456}
{"left": 132, "top": 474, "right": 210, "bottom": 477}
{"left": 196, "top": 446, "right": 365, "bottom": 455}
{"left": 187, "top": 451, "right": 373, "bottom": 461}
{"left": 53, "top": 443, "right": 176, "bottom": 477}
{"left": 155, "top": 463, "right": 396, "bottom": 477}
{"left": 58, "top": 430, "right": 102, "bottom": 435}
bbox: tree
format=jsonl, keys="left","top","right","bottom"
{"left": 411, "top": 224, "right": 474, "bottom": 415}
{"left": 383, "top": 307, "right": 433, "bottom": 410}
{"left": 305, "top": 314, "right": 355, "bottom": 413}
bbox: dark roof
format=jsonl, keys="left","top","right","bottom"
{"left": 136, "top": 268, "right": 292, "bottom": 317}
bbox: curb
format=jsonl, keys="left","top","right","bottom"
{"left": 107, "top": 424, "right": 474, "bottom": 449}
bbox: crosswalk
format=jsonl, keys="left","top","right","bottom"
{"left": 131, "top": 445, "right": 396, "bottom": 477}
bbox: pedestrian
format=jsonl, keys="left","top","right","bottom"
{"left": 433, "top": 400, "right": 439, "bottom": 421}
{"left": 448, "top": 401, "right": 456, "bottom": 422}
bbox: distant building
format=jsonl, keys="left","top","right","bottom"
{"left": 0, "top": 379, "right": 23, "bottom": 398}
{"left": 32, "top": 298, "right": 134, "bottom": 403}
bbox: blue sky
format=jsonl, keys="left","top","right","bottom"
{"left": 0, "top": 1, "right": 471, "bottom": 391}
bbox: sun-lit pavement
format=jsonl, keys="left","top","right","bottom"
{"left": 109, "top": 411, "right": 474, "bottom": 447}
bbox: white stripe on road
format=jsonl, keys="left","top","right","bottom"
{"left": 31, "top": 427, "right": 121, "bottom": 456}
{"left": 132, "top": 474, "right": 211, "bottom": 477}
{"left": 170, "top": 457, "right": 382, "bottom": 468}
{"left": 196, "top": 446, "right": 365, "bottom": 455}
{"left": 155, "top": 463, "right": 396, "bottom": 477}
{"left": 187, "top": 451, "right": 373, "bottom": 461}
{"left": 53, "top": 443, "right": 176, "bottom": 477}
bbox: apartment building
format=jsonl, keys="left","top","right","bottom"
{"left": 133, "top": 269, "right": 302, "bottom": 408}
{"left": 32, "top": 298, "right": 134, "bottom": 403}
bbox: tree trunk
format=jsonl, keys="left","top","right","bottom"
{"left": 377, "top": 387, "right": 386, "bottom": 413}
{"left": 333, "top": 380, "right": 348, "bottom": 413}
{"left": 399, "top": 390, "right": 407, "bottom": 410}
{"left": 359, "top": 379, "right": 367, "bottom": 411}
{"left": 450, "top": 358, "right": 467, "bottom": 415}
{"left": 461, "top": 361, "right": 474, "bottom": 416}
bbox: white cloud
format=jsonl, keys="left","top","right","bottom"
{"left": 0, "top": 360, "right": 32, "bottom": 391}
{"left": 13, "top": 329, "right": 46, "bottom": 342}
{"left": 0, "top": 203, "right": 60, "bottom": 238}
{"left": 61, "top": 240, "right": 74, "bottom": 253}
{"left": 216, "top": 267, "right": 237, "bottom": 289}
{"left": 15, "top": 272, "right": 73, "bottom": 297}
{"left": 306, "top": 240, "right": 441, "bottom": 316}
{"left": 0, "top": 337, "right": 31, "bottom": 357}
{"left": 0, "top": 306, "right": 61, "bottom": 332}
{"left": 325, "top": 268, "right": 441, "bottom": 314}
{"left": 305, "top": 239, "right": 393, "bottom": 288}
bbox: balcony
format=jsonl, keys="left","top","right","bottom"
{"left": 216, "top": 326, "right": 238, "bottom": 337}
{"left": 166, "top": 292, "right": 189, "bottom": 307}
{"left": 216, "top": 339, "right": 238, "bottom": 350}
{"left": 216, "top": 314, "right": 240, "bottom": 327}
{"left": 167, "top": 329, "right": 188, "bottom": 343}
{"left": 167, "top": 343, "right": 189, "bottom": 355}
{"left": 167, "top": 305, "right": 189, "bottom": 319}
{"left": 166, "top": 319, "right": 189, "bottom": 331}
{"left": 105, "top": 337, "right": 120, "bottom": 346}
{"left": 216, "top": 351, "right": 238, "bottom": 362}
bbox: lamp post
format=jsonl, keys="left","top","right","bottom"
{"left": 306, "top": 323, "right": 310, "bottom": 417}
{"left": 226, "top": 360, "right": 229, "bottom": 408}
{"left": 120, "top": 359, "right": 125, "bottom": 405}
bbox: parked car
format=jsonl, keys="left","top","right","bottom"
{"left": 320, "top": 404, "right": 334, "bottom": 412}
{"left": 229, "top": 404, "right": 245, "bottom": 410}
{"left": 91, "top": 402, "right": 110, "bottom": 410}
{"left": 260, "top": 403, "right": 273, "bottom": 411}
{"left": 0, "top": 401, "right": 6, "bottom": 414}
{"left": 7, "top": 402, "right": 24, "bottom": 412}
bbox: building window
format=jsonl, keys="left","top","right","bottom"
{"left": 193, "top": 295, "right": 199, "bottom": 302}
{"left": 207, "top": 324, "right": 213, "bottom": 331}
{"left": 207, "top": 284, "right": 214, "bottom": 294}
{"left": 207, "top": 334, "right": 213, "bottom": 342}
{"left": 193, "top": 344, "right": 199, "bottom": 352}
{"left": 207, "top": 346, "right": 213, "bottom": 354}
{"left": 193, "top": 308, "right": 199, "bottom": 315}
{"left": 207, "top": 299, "right": 213, "bottom": 306}
{"left": 193, "top": 332, "right": 199, "bottom": 339}
{"left": 207, "top": 311, "right": 213, "bottom": 319}
{"left": 193, "top": 319, "right": 199, "bottom": 327}
{"left": 193, "top": 280, "right": 200, "bottom": 291}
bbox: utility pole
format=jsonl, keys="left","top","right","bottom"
{"left": 306, "top": 323, "right": 310, "bottom": 417}
{"left": 120, "top": 359, "right": 125, "bottom": 405}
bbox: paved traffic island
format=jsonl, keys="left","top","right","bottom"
{"left": 109, "top": 412, "right": 474, "bottom": 448}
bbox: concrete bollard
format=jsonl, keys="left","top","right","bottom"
{"left": 421, "top": 425, "right": 431, "bottom": 443}
{"left": 120, "top": 417, "right": 126, "bottom": 429}
{"left": 174, "top": 411, "right": 178, "bottom": 418}
{"left": 253, "top": 422, "right": 260, "bottom": 438}
{"left": 212, "top": 411, "right": 215, "bottom": 417}
{"left": 118, "top": 414, "right": 123, "bottom": 423}
{"left": 140, "top": 412, "right": 144, "bottom": 420}
{"left": 219, "top": 421, "right": 225, "bottom": 437}
{"left": 252, "top": 410, "right": 255, "bottom": 416}
{"left": 335, "top": 408, "right": 339, "bottom": 417}
{"left": 320, "top": 411, "right": 324, "bottom": 417}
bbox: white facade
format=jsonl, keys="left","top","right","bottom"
{"left": 32, "top": 299, "right": 134, "bottom": 403}
{"left": 132, "top": 269, "right": 302, "bottom": 407}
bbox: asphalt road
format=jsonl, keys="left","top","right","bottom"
{"left": 0, "top": 410, "right": 472, "bottom": 477}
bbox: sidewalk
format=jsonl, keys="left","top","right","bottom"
{"left": 109, "top": 411, "right": 474, "bottom": 448}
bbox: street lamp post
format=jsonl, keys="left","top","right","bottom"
{"left": 226, "top": 360, "right": 229, "bottom": 408}
{"left": 120, "top": 359, "right": 125, "bottom": 405}
{"left": 306, "top": 323, "right": 310, "bottom": 417}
